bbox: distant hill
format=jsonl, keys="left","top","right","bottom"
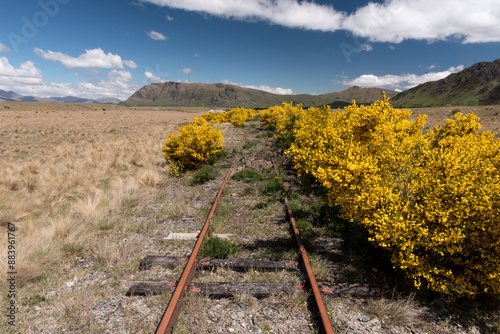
{"left": 392, "top": 59, "right": 500, "bottom": 107}
{"left": 120, "top": 82, "right": 397, "bottom": 108}
{"left": 0, "top": 90, "right": 121, "bottom": 105}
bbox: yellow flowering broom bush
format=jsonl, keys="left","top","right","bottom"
{"left": 263, "top": 96, "right": 500, "bottom": 298}
{"left": 202, "top": 107, "right": 255, "bottom": 127}
{"left": 201, "top": 111, "right": 230, "bottom": 124}
{"left": 414, "top": 114, "right": 500, "bottom": 296}
{"left": 162, "top": 117, "right": 224, "bottom": 171}
{"left": 258, "top": 102, "right": 309, "bottom": 141}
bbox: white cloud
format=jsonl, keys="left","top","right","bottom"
{"left": 0, "top": 56, "right": 137, "bottom": 100}
{"left": 144, "top": 70, "right": 166, "bottom": 82}
{"left": 342, "top": 65, "right": 465, "bottom": 90}
{"left": 146, "top": 30, "right": 168, "bottom": 41}
{"left": 221, "top": 80, "right": 293, "bottom": 95}
{"left": 141, "top": 0, "right": 500, "bottom": 43}
{"left": 342, "top": 0, "right": 500, "bottom": 43}
{"left": 0, "top": 57, "right": 43, "bottom": 85}
{"left": 244, "top": 85, "right": 293, "bottom": 95}
{"left": 141, "top": 0, "right": 344, "bottom": 32}
{"left": 181, "top": 68, "right": 192, "bottom": 75}
{"left": 0, "top": 43, "right": 11, "bottom": 53}
{"left": 0, "top": 80, "right": 139, "bottom": 101}
{"left": 34, "top": 48, "right": 137, "bottom": 69}
{"left": 194, "top": 53, "right": 200, "bottom": 57}
{"left": 108, "top": 70, "right": 133, "bottom": 82}
{"left": 123, "top": 60, "right": 138, "bottom": 69}
{"left": 361, "top": 44, "right": 373, "bottom": 51}
{"left": 166, "top": 15, "right": 174, "bottom": 21}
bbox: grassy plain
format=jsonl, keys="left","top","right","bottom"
{"left": 0, "top": 101, "right": 498, "bottom": 333}
{"left": 0, "top": 102, "right": 211, "bottom": 281}
{"left": 0, "top": 102, "right": 225, "bottom": 332}
{"left": 410, "top": 104, "right": 500, "bottom": 134}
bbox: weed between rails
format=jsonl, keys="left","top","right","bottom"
{"left": 231, "top": 169, "right": 265, "bottom": 183}
{"left": 200, "top": 236, "right": 239, "bottom": 259}
{"left": 192, "top": 166, "right": 220, "bottom": 184}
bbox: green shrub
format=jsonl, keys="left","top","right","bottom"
{"left": 251, "top": 201, "right": 268, "bottom": 210}
{"left": 193, "top": 166, "right": 219, "bottom": 184}
{"left": 295, "top": 218, "right": 314, "bottom": 239}
{"left": 259, "top": 177, "right": 283, "bottom": 196}
{"left": 200, "top": 237, "right": 238, "bottom": 259}
{"left": 231, "top": 169, "right": 265, "bottom": 183}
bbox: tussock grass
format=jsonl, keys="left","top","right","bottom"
{"left": 0, "top": 104, "right": 206, "bottom": 332}
{"left": 365, "top": 294, "right": 426, "bottom": 327}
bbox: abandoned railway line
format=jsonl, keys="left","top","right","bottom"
{"left": 123, "top": 123, "right": 348, "bottom": 333}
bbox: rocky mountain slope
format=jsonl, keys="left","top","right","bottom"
{"left": 392, "top": 59, "right": 500, "bottom": 107}
{"left": 120, "top": 82, "right": 397, "bottom": 108}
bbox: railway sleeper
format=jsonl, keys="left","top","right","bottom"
{"left": 126, "top": 281, "right": 376, "bottom": 298}
{"left": 138, "top": 255, "right": 299, "bottom": 272}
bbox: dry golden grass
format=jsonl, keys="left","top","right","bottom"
{"left": 0, "top": 101, "right": 245, "bottom": 333}
{"left": 409, "top": 104, "right": 500, "bottom": 135}
{"left": 0, "top": 102, "right": 213, "bottom": 330}
{"left": 365, "top": 294, "right": 425, "bottom": 327}
{"left": 0, "top": 102, "right": 205, "bottom": 283}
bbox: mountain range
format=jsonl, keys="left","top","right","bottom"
{"left": 392, "top": 59, "right": 500, "bottom": 107}
{"left": 3, "top": 58, "right": 500, "bottom": 108}
{"left": 0, "top": 90, "right": 121, "bottom": 104}
{"left": 119, "top": 82, "right": 397, "bottom": 108}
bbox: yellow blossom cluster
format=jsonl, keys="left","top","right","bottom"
{"left": 201, "top": 107, "right": 256, "bottom": 127}
{"left": 162, "top": 117, "right": 224, "bottom": 170}
{"left": 258, "top": 102, "right": 310, "bottom": 142}
{"left": 261, "top": 96, "right": 500, "bottom": 298}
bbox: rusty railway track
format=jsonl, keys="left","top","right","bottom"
{"left": 264, "top": 135, "right": 334, "bottom": 334}
{"left": 126, "top": 128, "right": 335, "bottom": 333}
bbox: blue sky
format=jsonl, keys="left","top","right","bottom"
{"left": 0, "top": 0, "right": 499, "bottom": 100}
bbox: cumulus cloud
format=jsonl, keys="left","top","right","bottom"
{"left": 146, "top": 30, "right": 168, "bottom": 40}
{"left": 0, "top": 57, "right": 43, "bottom": 85}
{"left": 144, "top": 70, "right": 166, "bottom": 82}
{"left": 342, "top": 65, "right": 465, "bottom": 90}
{"left": 123, "top": 60, "right": 138, "bottom": 69}
{"left": 34, "top": 48, "right": 137, "bottom": 69}
{"left": 0, "top": 43, "right": 11, "bottom": 53}
{"left": 181, "top": 68, "right": 192, "bottom": 75}
{"left": 0, "top": 56, "right": 137, "bottom": 100}
{"left": 0, "top": 80, "right": 139, "bottom": 101}
{"left": 141, "top": 0, "right": 500, "bottom": 43}
{"left": 141, "top": 0, "right": 344, "bottom": 32}
{"left": 108, "top": 70, "right": 133, "bottom": 82}
{"left": 243, "top": 84, "right": 293, "bottom": 95}
{"left": 222, "top": 80, "right": 293, "bottom": 95}
{"left": 341, "top": 0, "right": 500, "bottom": 43}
